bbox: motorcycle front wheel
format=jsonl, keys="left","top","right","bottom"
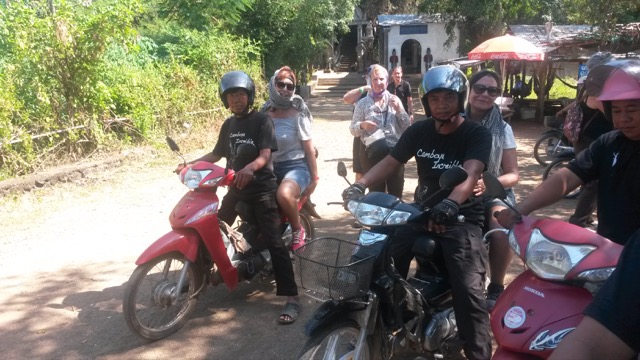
{"left": 123, "top": 252, "right": 204, "bottom": 340}
{"left": 298, "top": 320, "right": 371, "bottom": 360}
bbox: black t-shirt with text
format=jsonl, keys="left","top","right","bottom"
{"left": 390, "top": 118, "right": 492, "bottom": 224}
{"left": 568, "top": 131, "right": 640, "bottom": 245}
{"left": 212, "top": 110, "right": 278, "bottom": 196}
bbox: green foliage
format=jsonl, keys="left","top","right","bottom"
{"left": 232, "top": 0, "right": 358, "bottom": 79}
{"left": 153, "top": 0, "right": 254, "bottom": 30}
{"left": 0, "top": 0, "right": 265, "bottom": 180}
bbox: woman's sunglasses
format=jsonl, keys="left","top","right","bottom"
{"left": 276, "top": 81, "right": 295, "bottom": 91}
{"left": 472, "top": 84, "right": 501, "bottom": 97}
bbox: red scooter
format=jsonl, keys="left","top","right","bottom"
{"left": 123, "top": 138, "right": 319, "bottom": 340}
{"left": 483, "top": 173, "right": 623, "bottom": 359}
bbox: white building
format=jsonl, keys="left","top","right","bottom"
{"left": 377, "top": 14, "right": 461, "bottom": 74}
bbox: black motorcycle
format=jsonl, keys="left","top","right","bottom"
{"left": 295, "top": 162, "right": 472, "bottom": 360}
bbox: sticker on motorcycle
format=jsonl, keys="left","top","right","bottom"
{"left": 504, "top": 306, "right": 526, "bottom": 329}
{"left": 529, "top": 328, "right": 575, "bottom": 351}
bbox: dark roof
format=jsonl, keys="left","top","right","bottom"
{"left": 507, "top": 24, "right": 640, "bottom": 61}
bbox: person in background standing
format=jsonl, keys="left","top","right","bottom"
{"left": 350, "top": 64, "right": 410, "bottom": 197}
{"left": 387, "top": 66, "right": 414, "bottom": 123}
{"left": 389, "top": 49, "right": 399, "bottom": 70}
{"left": 556, "top": 51, "right": 614, "bottom": 228}
{"left": 423, "top": 47, "right": 433, "bottom": 72}
{"left": 343, "top": 65, "right": 374, "bottom": 183}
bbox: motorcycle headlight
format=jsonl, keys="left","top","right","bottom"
{"left": 576, "top": 267, "right": 616, "bottom": 283}
{"left": 526, "top": 228, "right": 596, "bottom": 280}
{"left": 349, "top": 201, "right": 391, "bottom": 226}
{"left": 182, "top": 168, "right": 223, "bottom": 189}
{"left": 348, "top": 200, "right": 410, "bottom": 226}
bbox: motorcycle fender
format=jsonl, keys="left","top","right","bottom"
{"left": 304, "top": 301, "right": 357, "bottom": 336}
{"left": 135, "top": 229, "right": 200, "bottom": 265}
{"left": 302, "top": 200, "right": 321, "bottom": 219}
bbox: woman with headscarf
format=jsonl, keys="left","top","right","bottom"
{"left": 349, "top": 64, "right": 411, "bottom": 197}
{"left": 262, "top": 66, "right": 318, "bottom": 253}
{"left": 465, "top": 69, "right": 520, "bottom": 310}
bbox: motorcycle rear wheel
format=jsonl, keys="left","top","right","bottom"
{"left": 298, "top": 320, "right": 371, "bottom": 360}
{"left": 123, "top": 252, "right": 204, "bottom": 340}
{"left": 300, "top": 209, "right": 316, "bottom": 240}
{"left": 534, "top": 133, "right": 568, "bottom": 167}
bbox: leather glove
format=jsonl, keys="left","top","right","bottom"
{"left": 341, "top": 183, "right": 366, "bottom": 209}
{"left": 430, "top": 198, "right": 460, "bottom": 224}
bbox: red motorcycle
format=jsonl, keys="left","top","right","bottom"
{"left": 122, "top": 138, "right": 318, "bottom": 340}
{"left": 483, "top": 174, "right": 623, "bottom": 359}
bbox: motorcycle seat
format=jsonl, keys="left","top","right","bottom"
{"left": 411, "top": 236, "right": 438, "bottom": 258}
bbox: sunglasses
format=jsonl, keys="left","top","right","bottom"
{"left": 276, "top": 81, "right": 295, "bottom": 91}
{"left": 472, "top": 84, "right": 501, "bottom": 97}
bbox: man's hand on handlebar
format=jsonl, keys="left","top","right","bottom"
{"left": 341, "top": 183, "right": 366, "bottom": 210}
{"left": 174, "top": 163, "right": 187, "bottom": 174}
{"left": 495, "top": 208, "right": 521, "bottom": 229}
{"left": 427, "top": 198, "right": 459, "bottom": 233}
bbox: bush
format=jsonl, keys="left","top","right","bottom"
{"left": 0, "top": 2, "right": 265, "bottom": 180}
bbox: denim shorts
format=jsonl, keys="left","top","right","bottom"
{"left": 274, "top": 159, "right": 311, "bottom": 193}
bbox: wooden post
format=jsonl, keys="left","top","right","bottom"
{"left": 536, "top": 60, "right": 550, "bottom": 123}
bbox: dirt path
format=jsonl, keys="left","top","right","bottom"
{"left": 0, "top": 94, "right": 576, "bottom": 359}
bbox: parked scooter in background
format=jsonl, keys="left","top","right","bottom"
{"left": 122, "top": 138, "right": 318, "bottom": 340}
{"left": 482, "top": 173, "right": 623, "bottom": 359}
{"left": 533, "top": 116, "right": 573, "bottom": 167}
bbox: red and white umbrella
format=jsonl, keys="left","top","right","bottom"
{"left": 468, "top": 34, "right": 544, "bottom": 61}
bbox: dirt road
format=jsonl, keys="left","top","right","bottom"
{"left": 0, "top": 93, "right": 575, "bottom": 359}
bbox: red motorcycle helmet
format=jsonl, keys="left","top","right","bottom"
{"left": 585, "top": 59, "right": 640, "bottom": 119}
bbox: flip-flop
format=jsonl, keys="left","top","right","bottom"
{"left": 278, "top": 302, "right": 301, "bottom": 325}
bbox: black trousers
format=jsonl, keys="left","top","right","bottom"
{"left": 218, "top": 189, "right": 298, "bottom": 297}
{"left": 359, "top": 141, "right": 404, "bottom": 198}
{"left": 352, "top": 137, "right": 365, "bottom": 174}
{"left": 389, "top": 223, "right": 492, "bottom": 360}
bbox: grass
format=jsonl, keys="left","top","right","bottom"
{"left": 518, "top": 75, "right": 579, "bottom": 100}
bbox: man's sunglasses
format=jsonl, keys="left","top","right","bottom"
{"left": 276, "top": 81, "right": 295, "bottom": 91}
{"left": 472, "top": 84, "right": 501, "bottom": 97}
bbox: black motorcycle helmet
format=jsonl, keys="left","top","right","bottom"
{"left": 585, "top": 59, "right": 640, "bottom": 121}
{"left": 418, "top": 65, "right": 468, "bottom": 120}
{"left": 219, "top": 70, "right": 256, "bottom": 109}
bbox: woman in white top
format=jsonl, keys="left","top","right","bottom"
{"left": 349, "top": 64, "right": 411, "bottom": 197}
{"left": 262, "top": 66, "right": 318, "bottom": 252}
{"left": 466, "top": 70, "right": 520, "bottom": 310}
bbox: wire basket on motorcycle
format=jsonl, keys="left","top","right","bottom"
{"left": 294, "top": 237, "right": 377, "bottom": 301}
